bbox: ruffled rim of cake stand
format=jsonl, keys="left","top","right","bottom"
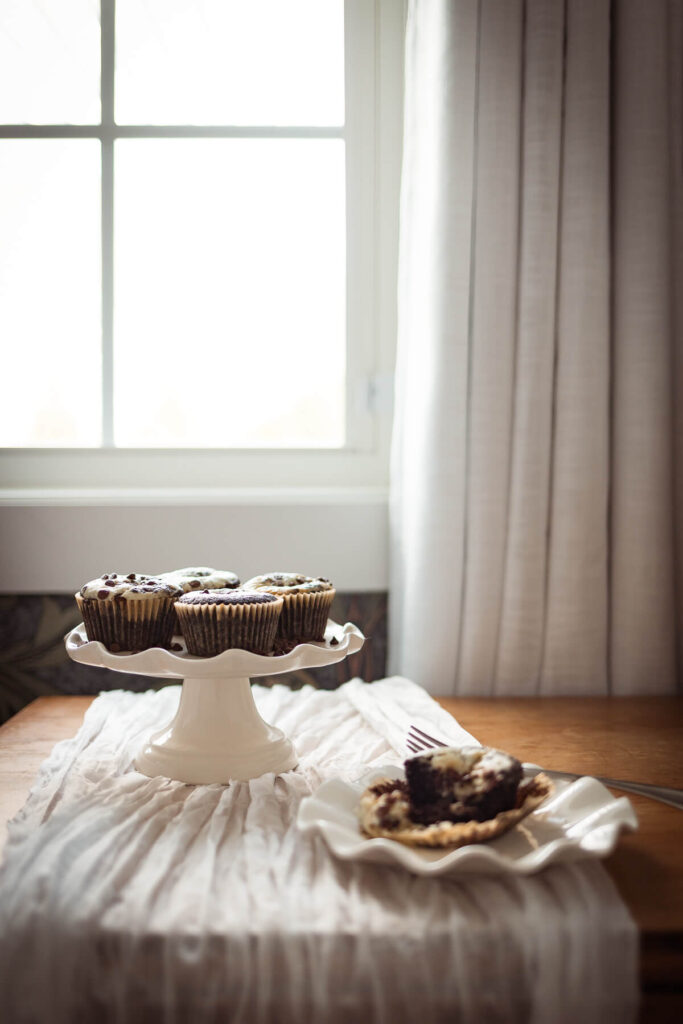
{"left": 64, "top": 620, "right": 365, "bottom": 679}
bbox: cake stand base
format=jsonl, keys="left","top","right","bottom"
{"left": 135, "top": 676, "right": 298, "bottom": 784}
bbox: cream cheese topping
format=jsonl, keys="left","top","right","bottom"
{"left": 425, "top": 746, "right": 519, "bottom": 800}
{"left": 361, "top": 787, "right": 413, "bottom": 830}
{"left": 244, "top": 573, "right": 334, "bottom": 595}
{"left": 79, "top": 574, "right": 183, "bottom": 600}
{"left": 158, "top": 567, "right": 240, "bottom": 592}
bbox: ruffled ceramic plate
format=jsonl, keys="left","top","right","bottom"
{"left": 297, "top": 764, "right": 638, "bottom": 876}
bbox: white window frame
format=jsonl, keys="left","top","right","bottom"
{"left": 0, "top": 0, "right": 405, "bottom": 592}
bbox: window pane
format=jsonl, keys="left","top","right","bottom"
{"left": 0, "top": 1, "right": 100, "bottom": 124}
{"left": 114, "top": 139, "right": 345, "bottom": 448}
{"left": 115, "top": 0, "right": 344, "bottom": 126}
{"left": 0, "top": 141, "right": 102, "bottom": 447}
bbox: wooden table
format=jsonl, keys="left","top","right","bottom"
{"left": 1, "top": 695, "right": 682, "bottom": 1022}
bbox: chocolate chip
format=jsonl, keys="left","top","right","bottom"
{"left": 170, "top": 642, "right": 183, "bottom": 651}
{"left": 102, "top": 574, "right": 109, "bottom": 580}
{"left": 105, "top": 579, "right": 116, "bottom": 586}
{"left": 97, "top": 590, "right": 109, "bottom": 599}
{"left": 190, "top": 580, "right": 201, "bottom": 588}
{"left": 127, "top": 573, "right": 136, "bottom": 580}
{"left": 330, "top": 636, "right": 339, "bottom": 646}
{"left": 111, "top": 573, "right": 117, "bottom": 578}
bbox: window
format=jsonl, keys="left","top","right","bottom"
{"left": 0, "top": 1, "right": 404, "bottom": 591}
{"left": 3, "top": 0, "right": 352, "bottom": 448}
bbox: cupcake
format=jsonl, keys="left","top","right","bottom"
{"left": 76, "top": 573, "right": 183, "bottom": 652}
{"left": 158, "top": 567, "right": 240, "bottom": 633}
{"left": 175, "top": 589, "right": 283, "bottom": 656}
{"left": 359, "top": 746, "right": 553, "bottom": 849}
{"left": 243, "top": 573, "right": 335, "bottom": 642}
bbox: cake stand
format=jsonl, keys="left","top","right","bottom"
{"left": 65, "top": 621, "right": 365, "bottom": 785}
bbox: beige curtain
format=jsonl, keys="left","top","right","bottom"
{"left": 389, "top": 0, "right": 682, "bottom": 696}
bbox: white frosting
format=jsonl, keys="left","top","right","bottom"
{"left": 429, "top": 748, "right": 483, "bottom": 774}
{"left": 244, "top": 573, "right": 333, "bottom": 595}
{"left": 159, "top": 567, "right": 240, "bottom": 592}
{"left": 361, "top": 787, "right": 413, "bottom": 830}
{"left": 425, "top": 746, "right": 518, "bottom": 800}
{"left": 79, "top": 574, "right": 182, "bottom": 601}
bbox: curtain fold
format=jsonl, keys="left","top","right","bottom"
{"left": 611, "top": 0, "right": 680, "bottom": 692}
{"left": 390, "top": 0, "right": 682, "bottom": 696}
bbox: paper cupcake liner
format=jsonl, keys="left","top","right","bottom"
{"left": 359, "top": 774, "right": 555, "bottom": 848}
{"left": 277, "top": 589, "right": 335, "bottom": 642}
{"left": 76, "top": 595, "right": 177, "bottom": 652}
{"left": 176, "top": 600, "right": 282, "bottom": 657}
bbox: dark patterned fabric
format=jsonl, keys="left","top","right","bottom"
{"left": 0, "top": 593, "right": 388, "bottom": 724}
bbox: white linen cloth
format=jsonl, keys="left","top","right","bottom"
{"left": 0, "top": 679, "right": 638, "bottom": 1023}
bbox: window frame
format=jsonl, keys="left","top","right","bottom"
{"left": 0, "top": 0, "right": 404, "bottom": 593}
{"left": 0, "top": 0, "right": 402, "bottom": 489}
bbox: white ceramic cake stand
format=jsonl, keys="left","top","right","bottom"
{"left": 65, "top": 621, "right": 365, "bottom": 785}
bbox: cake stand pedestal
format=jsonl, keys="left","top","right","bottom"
{"left": 65, "top": 621, "right": 365, "bottom": 784}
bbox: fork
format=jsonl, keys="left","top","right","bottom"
{"left": 406, "top": 725, "right": 683, "bottom": 810}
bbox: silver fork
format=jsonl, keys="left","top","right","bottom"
{"left": 406, "top": 725, "right": 683, "bottom": 810}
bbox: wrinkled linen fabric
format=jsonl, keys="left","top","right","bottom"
{"left": 0, "top": 678, "right": 637, "bottom": 1023}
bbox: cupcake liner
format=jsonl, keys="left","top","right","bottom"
{"left": 277, "top": 589, "right": 335, "bottom": 642}
{"left": 176, "top": 599, "right": 282, "bottom": 657}
{"left": 161, "top": 570, "right": 240, "bottom": 634}
{"left": 76, "top": 594, "right": 177, "bottom": 652}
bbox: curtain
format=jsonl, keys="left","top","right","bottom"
{"left": 389, "top": 0, "right": 682, "bottom": 696}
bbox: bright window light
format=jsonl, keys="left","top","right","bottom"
{"left": 115, "top": 0, "right": 344, "bottom": 126}
{"left": 114, "top": 139, "right": 345, "bottom": 447}
{"left": 0, "top": 0, "right": 100, "bottom": 124}
{"left": 0, "top": 0, "right": 349, "bottom": 451}
{"left": 0, "top": 140, "right": 101, "bottom": 446}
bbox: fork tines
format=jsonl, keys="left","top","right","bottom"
{"left": 406, "top": 725, "right": 449, "bottom": 755}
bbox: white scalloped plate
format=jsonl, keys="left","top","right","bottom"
{"left": 297, "top": 765, "right": 638, "bottom": 876}
{"left": 65, "top": 619, "right": 365, "bottom": 679}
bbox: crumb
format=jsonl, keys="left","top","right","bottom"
{"left": 272, "top": 637, "right": 298, "bottom": 656}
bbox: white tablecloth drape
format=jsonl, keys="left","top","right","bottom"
{"left": 0, "top": 678, "right": 638, "bottom": 1023}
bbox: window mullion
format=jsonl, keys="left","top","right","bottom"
{"left": 101, "top": 0, "right": 116, "bottom": 447}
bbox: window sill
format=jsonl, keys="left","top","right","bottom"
{"left": 0, "top": 486, "right": 389, "bottom": 593}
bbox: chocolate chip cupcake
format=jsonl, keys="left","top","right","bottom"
{"left": 243, "top": 573, "right": 335, "bottom": 643}
{"left": 359, "top": 746, "right": 553, "bottom": 848}
{"left": 76, "top": 573, "right": 183, "bottom": 652}
{"left": 175, "top": 589, "right": 283, "bottom": 657}
{"left": 158, "top": 566, "right": 240, "bottom": 633}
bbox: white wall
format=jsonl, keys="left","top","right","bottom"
{"left": 0, "top": 491, "right": 388, "bottom": 593}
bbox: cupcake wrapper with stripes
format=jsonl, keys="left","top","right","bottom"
{"left": 76, "top": 595, "right": 177, "bottom": 652}
{"left": 277, "top": 590, "right": 335, "bottom": 642}
{"left": 176, "top": 600, "right": 282, "bottom": 657}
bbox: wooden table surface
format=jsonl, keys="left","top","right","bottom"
{"left": 1, "top": 694, "right": 682, "bottom": 1021}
